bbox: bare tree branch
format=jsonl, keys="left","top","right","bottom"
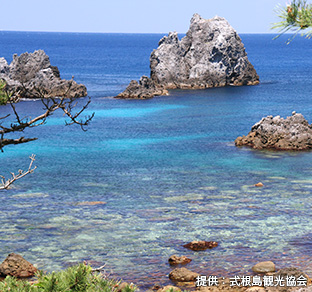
{"left": 0, "top": 78, "right": 93, "bottom": 189}
{"left": 0, "top": 136, "right": 37, "bottom": 150}
{"left": 0, "top": 154, "right": 37, "bottom": 190}
{"left": 0, "top": 114, "right": 10, "bottom": 120}
{"left": 91, "top": 264, "right": 107, "bottom": 273}
{"left": 0, "top": 79, "right": 94, "bottom": 151}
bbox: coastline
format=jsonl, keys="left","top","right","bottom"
{"left": 1, "top": 254, "right": 311, "bottom": 292}
{"left": 2, "top": 33, "right": 312, "bottom": 291}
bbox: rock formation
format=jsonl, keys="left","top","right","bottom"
{"left": 0, "top": 50, "right": 87, "bottom": 99}
{"left": 235, "top": 112, "right": 312, "bottom": 150}
{"left": 116, "top": 76, "right": 168, "bottom": 99}
{"left": 116, "top": 13, "right": 259, "bottom": 99}
{"left": 0, "top": 253, "right": 37, "bottom": 278}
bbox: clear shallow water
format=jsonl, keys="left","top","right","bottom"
{"left": 1, "top": 32, "right": 312, "bottom": 289}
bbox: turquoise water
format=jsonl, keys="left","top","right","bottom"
{"left": 1, "top": 32, "right": 312, "bottom": 289}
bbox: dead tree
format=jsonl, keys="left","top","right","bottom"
{"left": 0, "top": 155, "right": 37, "bottom": 190}
{"left": 0, "top": 80, "right": 94, "bottom": 189}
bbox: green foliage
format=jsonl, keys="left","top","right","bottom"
{"left": 0, "top": 79, "right": 9, "bottom": 105}
{"left": 273, "top": 0, "right": 312, "bottom": 42}
{"left": 0, "top": 276, "right": 36, "bottom": 292}
{"left": 0, "top": 263, "right": 137, "bottom": 292}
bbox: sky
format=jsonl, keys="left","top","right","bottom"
{"left": 0, "top": 0, "right": 287, "bottom": 34}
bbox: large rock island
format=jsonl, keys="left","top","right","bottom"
{"left": 116, "top": 13, "right": 259, "bottom": 99}
{"left": 0, "top": 50, "right": 87, "bottom": 99}
{"left": 235, "top": 112, "right": 312, "bottom": 150}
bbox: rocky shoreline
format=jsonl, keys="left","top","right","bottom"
{"left": 2, "top": 243, "right": 311, "bottom": 292}
{"left": 116, "top": 14, "right": 259, "bottom": 99}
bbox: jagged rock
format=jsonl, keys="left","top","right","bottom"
{"left": 0, "top": 50, "right": 87, "bottom": 99}
{"left": 116, "top": 76, "right": 168, "bottom": 99}
{"left": 252, "top": 261, "right": 276, "bottom": 273}
{"left": 150, "top": 14, "right": 259, "bottom": 89}
{"left": 116, "top": 13, "right": 259, "bottom": 99}
{"left": 168, "top": 255, "right": 192, "bottom": 265}
{"left": 169, "top": 267, "right": 200, "bottom": 282}
{"left": 183, "top": 240, "right": 218, "bottom": 251}
{"left": 235, "top": 112, "right": 312, "bottom": 150}
{"left": 0, "top": 253, "right": 37, "bottom": 278}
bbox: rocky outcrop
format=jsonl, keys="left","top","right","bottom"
{"left": 235, "top": 112, "right": 312, "bottom": 150}
{"left": 150, "top": 14, "right": 259, "bottom": 89}
{"left": 0, "top": 50, "right": 87, "bottom": 99}
{"left": 116, "top": 76, "right": 168, "bottom": 99}
{"left": 0, "top": 253, "right": 37, "bottom": 278}
{"left": 116, "top": 13, "right": 259, "bottom": 99}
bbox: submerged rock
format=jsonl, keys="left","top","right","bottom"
{"left": 254, "top": 182, "right": 264, "bottom": 187}
{"left": 76, "top": 201, "right": 107, "bottom": 206}
{"left": 168, "top": 255, "right": 192, "bottom": 265}
{"left": 183, "top": 240, "right": 218, "bottom": 251}
{"left": 0, "top": 50, "right": 87, "bottom": 99}
{"left": 235, "top": 112, "right": 312, "bottom": 150}
{"left": 0, "top": 253, "right": 37, "bottom": 278}
{"left": 116, "top": 13, "right": 259, "bottom": 99}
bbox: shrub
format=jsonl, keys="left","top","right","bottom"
{"left": 0, "top": 263, "right": 136, "bottom": 292}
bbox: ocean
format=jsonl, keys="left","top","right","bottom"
{"left": 1, "top": 31, "right": 312, "bottom": 289}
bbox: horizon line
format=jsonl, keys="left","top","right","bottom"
{"left": 0, "top": 29, "right": 285, "bottom": 35}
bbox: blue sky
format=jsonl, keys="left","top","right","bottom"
{"left": 1, "top": 0, "right": 286, "bottom": 33}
